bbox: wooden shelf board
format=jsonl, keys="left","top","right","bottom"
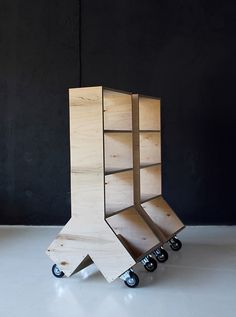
{"left": 105, "top": 167, "right": 133, "bottom": 175}
{"left": 140, "top": 162, "right": 161, "bottom": 169}
{"left": 140, "top": 194, "right": 162, "bottom": 204}
{"left": 104, "top": 130, "right": 132, "bottom": 133}
{"left": 139, "top": 130, "right": 160, "bottom": 133}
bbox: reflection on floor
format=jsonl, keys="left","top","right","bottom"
{"left": 0, "top": 226, "right": 236, "bottom": 317}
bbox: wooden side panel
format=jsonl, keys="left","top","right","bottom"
{"left": 140, "top": 132, "right": 161, "bottom": 167}
{"left": 47, "top": 218, "right": 136, "bottom": 282}
{"left": 104, "top": 132, "right": 133, "bottom": 173}
{"left": 105, "top": 170, "right": 133, "bottom": 215}
{"left": 142, "top": 196, "right": 185, "bottom": 240}
{"left": 69, "top": 87, "right": 104, "bottom": 218}
{"left": 140, "top": 165, "right": 162, "bottom": 202}
{"left": 103, "top": 89, "right": 132, "bottom": 130}
{"left": 132, "top": 94, "right": 141, "bottom": 206}
{"left": 139, "top": 97, "right": 160, "bottom": 130}
{"left": 107, "top": 207, "right": 161, "bottom": 260}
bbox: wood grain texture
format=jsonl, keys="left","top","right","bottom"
{"left": 140, "top": 132, "right": 161, "bottom": 167}
{"left": 132, "top": 93, "right": 184, "bottom": 243}
{"left": 103, "top": 89, "right": 132, "bottom": 130}
{"left": 142, "top": 196, "right": 185, "bottom": 240}
{"left": 69, "top": 87, "right": 104, "bottom": 218}
{"left": 46, "top": 217, "right": 136, "bottom": 282}
{"left": 47, "top": 87, "right": 184, "bottom": 284}
{"left": 139, "top": 96, "right": 160, "bottom": 131}
{"left": 47, "top": 87, "right": 136, "bottom": 283}
{"left": 104, "top": 132, "right": 133, "bottom": 173}
{"left": 105, "top": 170, "right": 133, "bottom": 216}
{"left": 140, "top": 165, "right": 162, "bottom": 202}
{"left": 107, "top": 207, "right": 161, "bottom": 260}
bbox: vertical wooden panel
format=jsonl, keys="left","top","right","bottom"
{"left": 69, "top": 87, "right": 104, "bottom": 218}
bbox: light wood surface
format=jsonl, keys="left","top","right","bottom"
{"left": 47, "top": 87, "right": 136, "bottom": 283}
{"left": 47, "top": 217, "right": 136, "bottom": 282}
{"left": 47, "top": 87, "right": 184, "bottom": 284}
{"left": 132, "top": 93, "right": 184, "bottom": 243}
{"left": 139, "top": 96, "right": 160, "bottom": 131}
{"left": 69, "top": 87, "right": 104, "bottom": 218}
{"left": 107, "top": 207, "right": 161, "bottom": 260}
{"left": 140, "top": 132, "right": 161, "bottom": 167}
{"left": 105, "top": 170, "right": 134, "bottom": 216}
{"left": 140, "top": 165, "right": 162, "bottom": 202}
{"left": 104, "top": 132, "right": 133, "bottom": 173}
{"left": 103, "top": 89, "right": 132, "bottom": 131}
{"left": 142, "top": 196, "right": 185, "bottom": 240}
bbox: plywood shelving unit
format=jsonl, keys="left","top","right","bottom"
{"left": 132, "top": 94, "right": 185, "bottom": 243}
{"left": 46, "top": 87, "right": 165, "bottom": 285}
{"left": 46, "top": 87, "right": 184, "bottom": 287}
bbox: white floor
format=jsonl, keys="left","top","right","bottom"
{"left": 0, "top": 226, "right": 236, "bottom": 317}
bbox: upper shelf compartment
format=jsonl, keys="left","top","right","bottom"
{"left": 103, "top": 89, "right": 132, "bottom": 131}
{"left": 139, "top": 96, "right": 160, "bottom": 131}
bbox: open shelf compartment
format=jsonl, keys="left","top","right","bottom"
{"left": 139, "top": 96, "right": 160, "bottom": 131}
{"left": 106, "top": 206, "right": 161, "bottom": 261}
{"left": 104, "top": 132, "right": 133, "bottom": 174}
{"left": 105, "top": 170, "right": 133, "bottom": 216}
{"left": 141, "top": 196, "right": 185, "bottom": 240}
{"left": 103, "top": 89, "right": 132, "bottom": 131}
{"left": 140, "top": 131, "right": 161, "bottom": 167}
{"left": 140, "top": 165, "right": 162, "bottom": 202}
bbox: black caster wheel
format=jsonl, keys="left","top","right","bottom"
{"left": 169, "top": 237, "right": 182, "bottom": 251}
{"left": 124, "top": 272, "right": 139, "bottom": 288}
{"left": 156, "top": 248, "right": 169, "bottom": 263}
{"left": 144, "top": 257, "right": 158, "bottom": 272}
{"left": 52, "top": 264, "right": 65, "bottom": 278}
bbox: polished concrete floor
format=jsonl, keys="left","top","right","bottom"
{"left": 0, "top": 226, "right": 236, "bottom": 317}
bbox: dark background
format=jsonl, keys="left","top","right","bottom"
{"left": 0, "top": 0, "right": 235, "bottom": 225}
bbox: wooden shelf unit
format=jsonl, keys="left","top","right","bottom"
{"left": 132, "top": 94, "right": 184, "bottom": 243}
{"left": 46, "top": 87, "right": 165, "bottom": 283}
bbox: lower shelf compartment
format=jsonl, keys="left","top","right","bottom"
{"left": 141, "top": 196, "right": 185, "bottom": 241}
{"left": 106, "top": 206, "right": 161, "bottom": 260}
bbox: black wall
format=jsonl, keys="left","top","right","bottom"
{"left": 0, "top": 0, "right": 236, "bottom": 224}
{"left": 0, "top": 0, "right": 79, "bottom": 224}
